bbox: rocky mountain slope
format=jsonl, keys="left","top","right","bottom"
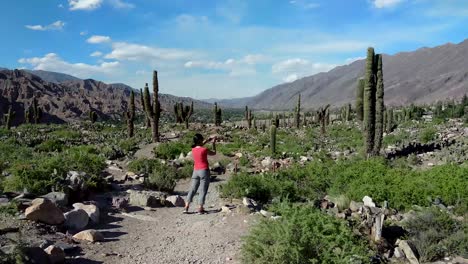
{"left": 220, "top": 39, "right": 468, "bottom": 110}
{"left": 0, "top": 69, "right": 211, "bottom": 124}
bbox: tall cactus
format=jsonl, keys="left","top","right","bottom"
{"left": 140, "top": 88, "right": 150, "bottom": 128}
{"left": 213, "top": 102, "right": 222, "bottom": 126}
{"left": 363, "top": 48, "right": 376, "bottom": 156}
{"left": 3, "top": 106, "right": 15, "bottom": 130}
{"left": 386, "top": 108, "right": 394, "bottom": 133}
{"left": 270, "top": 125, "right": 277, "bottom": 155}
{"left": 356, "top": 78, "right": 365, "bottom": 123}
{"left": 174, "top": 101, "right": 194, "bottom": 129}
{"left": 125, "top": 90, "right": 135, "bottom": 138}
{"left": 89, "top": 110, "right": 98, "bottom": 123}
{"left": 295, "top": 94, "right": 301, "bottom": 128}
{"left": 272, "top": 114, "right": 279, "bottom": 127}
{"left": 317, "top": 104, "right": 330, "bottom": 134}
{"left": 245, "top": 106, "right": 253, "bottom": 129}
{"left": 26, "top": 96, "right": 42, "bottom": 124}
{"left": 143, "top": 71, "right": 161, "bottom": 143}
{"left": 373, "top": 54, "right": 384, "bottom": 155}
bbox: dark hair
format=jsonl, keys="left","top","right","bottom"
{"left": 192, "top": 133, "right": 204, "bottom": 148}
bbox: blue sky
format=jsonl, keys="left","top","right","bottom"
{"left": 1, "top": 0, "right": 467, "bottom": 99}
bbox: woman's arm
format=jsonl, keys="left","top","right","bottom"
{"left": 208, "top": 137, "right": 217, "bottom": 156}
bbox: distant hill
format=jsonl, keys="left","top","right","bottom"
{"left": 24, "top": 70, "right": 81, "bottom": 83}
{"left": 0, "top": 69, "right": 212, "bottom": 124}
{"left": 217, "top": 39, "right": 468, "bottom": 110}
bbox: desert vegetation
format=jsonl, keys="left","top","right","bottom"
{"left": 0, "top": 52, "right": 467, "bottom": 263}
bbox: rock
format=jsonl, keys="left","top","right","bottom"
{"left": 221, "top": 206, "right": 231, "bottom": 213}
{"left": 126, "top": 171, "right": 138, "bottom": 180}
{"left": 299, "top": 156, "right": 309, "bottom": 162}
{"left": 363, "top": 196, "right": 376, "bottom": 207}
{"left": 108, "top": 165, "right": 122, "bottom": 172}
{"left": 211, "top": 162, "right": 225, "bottom": 175}
{"left": 112, "top": 196, "right": 129, "bottom": 209}
{"left": 235, "top": 153, "right": 243, "bottom": 158}
{"left": 73, "top": 229, "right": 104, "bottom": 242}
{"left": 165, "top": 195, "right": 185, "bottom": 207}
{"left": 178, "top": 153, "right": 185, "bottom": 161}
{"left": 40, "top": 192, "right": 68, "bottom": 207}
{"left": 397, "top": 240, "right": 419, "bottom": 264}
{"left": 25, "top": 198, "right": 64, "bottom": 225}
{"left": 54, "top": 242, "right": 79, "bottom": 254}
{"left": 44, "top": 245, "right": 66, "bottom": 264}
{"left": 393, "top": 247, "right": 405, "bottom": 259}
{"left": 73, "top": 203, "right": 100, "bottom": 223}
{"left": 242, "top": 197, "right": 257, "bottom": 208}
{"left": 261, "top": 157, "right": 272, "bottom": 168}
{"left": 320, "top": 200, "right": 334, "bottom": 209}
{"left": 349, "top": 201, "right": 363, "bottom": 212}
{"left": 128, "top": 190, "right": 166, "bottom": 208}
{"left": 23, "top": 246, "right": 51, "bottom": 264}
{"left": 66, "top": 171, "right": 88, "bottom": 191}
{"left": 64, "top": 209, "right": 89, "bottom": 230}
{"left": 260, "top": 210, "right": 273, "bottom": 218}
{"left": 236, "top": 205, "right": 253, "bottom": 215}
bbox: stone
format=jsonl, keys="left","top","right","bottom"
{"left": 73, "top": 229, "right": 104, "bottom": 242}
{"left": 178, "top": 153, "right": 185, "bottom": 161}
{"left": 40, "top": 192, "right": 68, "bottom": 207}
{"left": 108, "top": 165, "right": 122, "bottom": 172}
{"left": 165, "top": 195, "right": 185, "bottom": 207}
{"left": 211, "top": 162, "right": 225, "bottom": 175}
{"left": 221, "top": 206, "right": 231, "bottom": 213}
{"left": 44, "top": 245, "right": 66, "bottom": 264}
{"left": 261, "top": 157, "right": 272, "bottom": 168}
{"left": 235, "top": 153, "right": 243, "bottom": 158}
{"left": 236, "top": 205, "right": 253, "bottom": 215}
{"left": 128, "top": 190, "right": 166, "bottom": 208}
{"left": 25, "top": 198, "right": 64, "bottom": 225}
{"left": 23, "top": 246, "right": 51, "bottom": 264}
{"left": 73, "top": 203, "right": 100, "bottom": 223}
{"left": 349, "top": 201, "right": 363, "bottom": 212}
{"left": 397, "top": 240, "right": 419, "bottom": 264}
{"left": 260, "top": 210, "right": 273, "bottom": 218}
{"left": 126, "top": 171, "right": 138, "bottom": 180}
{"left": 393, "top": 247, "right": 405, "bottom": 259}
{"left": 363, "top": 196, "right": 376, "bottom": 207}
{"left": 64, "top": 209, "right": 89, "bottom": 231}
{"left": 242, "top": 197, "right": 257, "bottom": 208}
{"left": 66, "top": 171, "right": 88, "bottom": 191}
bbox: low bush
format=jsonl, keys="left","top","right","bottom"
{"left": 403, "top": 208, "right": 468, "bottom": 262}
{"left": 145, "top": 162, "right": 177, "bottom": 192}
{"left": 242, "top": 203, "right": 370, "bottom": 263}
{"left": 177, "top": 160, "right": 194, "bottom": 179}
{"left": 154, "top": 141, "right": 188, "bottom": 160}
{"left": 419, "top": 127, "right": 437, "bottom": 143}
{"left": 35, "top": 139, "right": 64, "bottom": 152}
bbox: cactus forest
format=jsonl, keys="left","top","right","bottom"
{"left": 1, "top": 2, "right": 468, "bottom": 262}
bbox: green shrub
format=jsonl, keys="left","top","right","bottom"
{"left": 146, "top": 162, "right": 177, "bottom": 192}
{"left": 420, "top": 127, "right": 437, "bottom": 143}
{"left": 154, "top": 141, "right": 188, "bottom": 160}
{"left": 239, "top": 156, "right": 249, "bottom": 166}
{"left": 178, "top": 160, "right": 194, "bottom": 179}
{"left": 128, "top": 158, "right": 161, "bottom": 175}
{"left": 242, "top": 203, "right": 370, "bottom": 264}
{"left": 118, "top": 138, "right": 139, "bottom": 154}
{"left": 35, "top": 139, "right": 64, "bottom": 152}
{"left": 403, "top": 208, "right": 468, "bottom": 262}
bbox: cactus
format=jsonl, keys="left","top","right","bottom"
{"left": 125, "top": 90, "right": 135, "bottom": 138}
{"left": 24, "top": 109, "right": 31, "bottom": 124}
{"left": 89, "top": 110, "right": 98, "bottom": 123}
{"left": 317, "top": 104, "right": 330, "bottom": 134}
{"left": 140, "top": 88, "right": 150, "bottom": 128}
{"left": 143, "top": 71, "right": 161, "bottom": 143}
{"left": 373, "top": 54, "right": 384, "bottom": 155}
{"left": 271, "top": 114, "right": 280, "bottom": 127}
{"left": 363, "top": 47, "right": 376, "bottom": 156}
{"left": 270, "top": 125, "right": 277, "bottom": 155}
{"left": 174, "top": 101, "right": 194, "bottom": 129}
{"left": 213, "top": 102, "right": 222, "bottom": 126}
{"left": 355, "top": 78, "right": 365, "bottom": 123}
{"left": 26, "top": 96, "right": 42, "bottom": 124}
{"left": 295, "top": 94, "right": 301, "bottom": 128}
{"left": 386, "top": 108, "right": 394, "bottom": 133}
{"left": 245, "top": 106, "right": 254, "bottom": 129}
{"left": 3, "top": 106, "right": 15, "bottom": 130}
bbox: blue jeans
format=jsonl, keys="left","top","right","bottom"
{"left": 186, "top": 169, "right": 210, "bottom": 205}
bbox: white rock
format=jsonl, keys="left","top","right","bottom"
{"left": 260, "top": 210, "right": 273, "bottom": 218}
{"left": 397, "top": 240, "right": 419, "bottom": 264}
{"left": 73, "top": 229, "right": 104, "bottom": 242}
{"left": 64, "top": 209, "right": 89, "bottom": 230}
{"left": 235, "top": 153, "right": 243, "bottom": 158}
{"left": 363, "top": 196, "right": 376, "bottom": 207}
{"left": 73, "top": 203, "right": 100, "bottom": 223}
{"left": 221, "top": 206, "right": 231, "bottom": 213}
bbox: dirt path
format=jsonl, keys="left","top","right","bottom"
{"left": 76, "top": 166, "right": 253, "bottom": 264}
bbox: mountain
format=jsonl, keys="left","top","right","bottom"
{"left": 220, "top": 39, "right": 468, "bottom": 110}
{"left": 0, "top": 69, "right": 211, "bottom": 124}
{"left": 25, "top": 70, "right": 81, "bottom": 83}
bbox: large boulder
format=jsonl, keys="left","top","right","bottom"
{"left": 25, "top": 198, "right": 64, "bottom": 225}
{"left": 73, "top": 229, "right": 104, "bottom": 242}
{"left": 396, "top": 240, "right": 419, "bottom": 264}
{"left": 41, "top": 192, "right": 68, "bottom": 207}
{"left": 44, "top": 245, "right": 66, "bottom": 264}
{"left": 23, "top": 247, "right": 51, "bottom": 264}
{"left": 64, "top": 209, "right": 89, "bottom": 231}
{"left": 73, "top": 202, "right": 100, "bottom": 223}
{"left": 165, "top": 195, "right": 185, "bottom": 207}
{"left": 128, "top": 190, "right": 167, "bottom": 208}
{"left": 211, "top": 162, "right": 225, "bottom": 175}
{"left": 362, "top": 196, "right": 376, "bottom": 207}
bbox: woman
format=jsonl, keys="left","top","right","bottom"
{"left": 184, "top": 133, "right": 216, "bottom": 214}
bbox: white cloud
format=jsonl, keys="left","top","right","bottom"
{"left": 289, "top": 0, "right": 320, "bottom": 9}
{"left": 108, "top": 0, "right": 135, "bottom": 9}
{"left": 58, "top": 4, "right": 64, "bottom": 8}
{"left": 69, "top": 0, "right": 103, "bottom": 10}
{"left": 90, "top": 51, "right": 103, "bottom": 57}
{"left": 18, "top": 53, "right": 119, "bottom": 78}
{"left": 273, "top": 40, "right": 370, "bottom": 54}
{"left": 25, "top": 21, "right": 65, "bottom": 31}
{"left": 272, "top": 58, "right": 336, "bottom": 83}
{"left": 373, "top": 0, "right": 404, "bottom": 8}
{"left": 184, "top": 54, "right": 267, "bottom": 77}
{"left": 80, "top": 31, "right": 88, "bottom": 36}
{"left": 105, "top": 42, "right": 196, "bottom": 61}
{"left": 87, "top": 35, "right": 112, "bottom": 44}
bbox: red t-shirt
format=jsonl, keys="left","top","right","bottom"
{"left": 192, "top": 147, "right": 209, "bottom": 170}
